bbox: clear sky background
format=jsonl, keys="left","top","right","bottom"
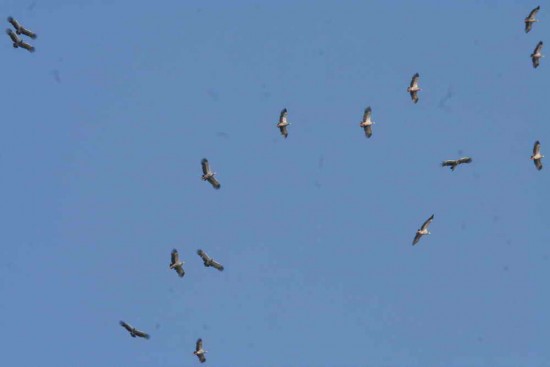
{"left": 0, "top": 0, "right": 548, "bottom": 366}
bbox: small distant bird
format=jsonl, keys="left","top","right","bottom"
{"left": 413, "top": 214, "right": 434, "bottom": 246}
{"left": 531, "top": 140, "right": 544, "bottom": 170}
{"left": 7, "top": 17, "right": 37, "bottom": 39}
{"left": 525, "top": 6, "right": 540, "bottom": 33}
{"left": 407, "top": 73, "right": 421, "bottom": 103}
{"left": 6, "top": 29, "right": 34, "bottom": 52}
{"left": 441, "top": 157, "right": 473, "bottom": 171}
{"left": 169, "top": 249, "right": 185, "bottom": 277}
{"left": 277, "top": 108, "right": 290, "bottom": 138}
{"left": 201, "top": 158, "right": 221, "bottom": 190}
{"left": 359, "top": 107, "right": 375, "bottom": 138}
{"left": 197, "top": 249, "right": 224, "bottom": 271}
{"left": 119, "top": 321, "right": 150, "bottom": 339}
{"left": 531, "top": 41, "right": 543, "bottom": 68}
{"left": 193, "top": 338, "right": 207, "bottom": 363}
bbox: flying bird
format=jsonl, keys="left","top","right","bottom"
{"left": 441, "top": 157, "right": 472, "bottom": 171}
{"left": 197, "top": 249, "right": 224, "bottom": 271}
{"left": 169, "top": 249, "right": 185, "bottom": 277}
{"left": 6, "top": 29, "right": 34, "bottom": 52}
{"left": 201, "top": 158, "right": 221, "bottom": 189}
{"left": 412, "top": 214, "right": 434, "bottom": 246}
{"left": 277, "top": 108, "right": 290, "bottom": 138}
{"left": 7, "top": 17, "right": 37, "bottom": 39}
{"left": 407, "top": 73, "right": 421, "bottom": 103}
{"left": 193, "top": 338, "right": 207, "bottom": 363}
{"left": 531, "top": 41, "right": 543, "bottom": 68}
{"left": 531, "top": 140, "right": 544, "bottom": 170}
{"left": 119, "top": 321, "right": 150, "bottom": 339}
{"left": 525, "top": 6, "right": 540, "bottom": 33}
{"left": 359, "top": 107, "right": 375, "bottom": 138}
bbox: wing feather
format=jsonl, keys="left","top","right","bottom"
{"left": 457, "top": 157, "right": 472, "bottom": 164}
{"left": 171, "top": 249, "right": 179, "bottom": 265}
{"left": 410, "top": 73, "right": 419, "bottom": 88}
{"left": 279, "top": 108, "right": 287, "bottom": 124}
{"left": 410, "top": 91, "right": 419, "bottom": 103}
{"left": 362, "top": 107, "right": 371, "bottom": 122}
{"left": 534, "top": 141, "right": 541, "bottom": 155}
{"left": 279, "top": 125, "right": 288, "bottom": 138}
{"left": 201, "top": 158, "right": 210, "bottom": 175}
{"left": 196, "top": 338, "right": 203, "bottom": 352}
{"left": 207, "top": 176, "right": 221, "bottom": 189}
{"left": 210, "top": 259, "right": 224, "bottom": 271}
{"left": 364, "top": 125, "right": 372, "bottom": 138}
{"left": 421, "top": 214, "right": 434, "bottom": 231}
{"left": 534, "top": 159, "right": 543, "bottom": 170}
{"left": 120, "top": 321, "right": 132, "bottom": 332}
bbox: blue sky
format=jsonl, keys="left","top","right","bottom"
{"left": 0, "top": 0, "right": 549, "bottom": 366}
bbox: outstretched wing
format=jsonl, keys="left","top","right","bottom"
{"left": 410, "top": 90, "right": 419, "bottom": 103}
{"left": 197, "top": 249, "right": 211, "bottom": 263}
{"left": 171, "top": 249, "right": 179, "bottom": 266}
{"left": 457, "top": 157, "right": 472, "bottom": 164}
{"left": 410, "top": 73, "right": 419, "bottom": 88}
{"left": 412, "top": 232, "right": 422, "bottom": 246}
{"left": 421, "top": 214, "right": 434, "bottom": 231}
{"left": 198, "top": 354, "right": 206, "bottom": 363}
{"left": 120, "top": 321, "right": 133, "bottom": 332}
{"left": 7, "top": 17, "right": 21, "bottom": 32}
{"left": 18, "top": 40, "right": 34, "bottom": 52}
{"left": 534, "top": 158, "right": 543, "bottom": 170}
{"left": 174, "top": 265, "right": 185, "bottom": 277}
{"left": 6, "top": 29, "right": 20, "bottom": 44}
{"left": 196, "top": 338, "right": 203, "bottom": 352}
{"left": 364, "top": 125, "right": 372, "bottom": 138}
{"left": 201, "top": 158, "right": 210, "bottom": 175}
{"left": 279, "top": 124, "right": 288, "bottom": 138}
{"left": 19, "top": 26, "right": 37, "bottom": 39}
{"left": 535, "top": 41, "right": 544, "bottom": 54}
{"left": 533, "top": 141, "right": 541, "bottom": 155}
{"left": 527, "top": 6, "right": 541, "bottom": 20}
{"left": 207, "top": 176, "right": 221, "bottom": 189}
{"left": 362, "top": 107, "right": 371, "bottom": 123}
{"left": 210, "top": 258, "right": 224, "bottom": 271}
{"left": 525, "top": 21, "right": 533, "bottom": 33}
{"left": 133, "top": 328, "right": 150, "bottom": 339}
{"left": 441, "top": 160, "right": 457, "bottom": 167}
{"left": 279, "top": 108, "right": 288, "bottom": 124}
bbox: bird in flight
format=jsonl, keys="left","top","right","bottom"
{"left": 169, "top": 249, "right": 185, "bottom": 277}
{"left": 531, "top": 41, "right": 543, "bottom": 68}
{"left": 412, "top": 214, "right": 434, "bottom": 245}
{"left": 119, "top": 321, "right": 150, "bottom": 339}
{"left": 407, "top": 73, "right": 421, "bottom": 103}
{"left": 441, "top": 157, "right": 472, "bottom": 171}
{"left": 359, "top": 106, "right": 375, "bottom": 138}
{"left": 525, "top": 6, "right": 540, "bottom": 33}
{"left": 7, "top": 16, "right": 37, "bottom": 38}
{"left": 277, "top": 108, "right": 290, "bottom": 138}
{"left": 530, "top": 140, "right": 544, "bottom": 171}
{"left": 6, "top": 29, "right": 34, "bottom": 52}
{"left": 201, "top": 158, "right": 221, "bottom": 190}
{"left": 197, "top": 249, "right": 224, "bottom": 271}
{"left": 193, "top": 338, "right": 207, "bottom": 363}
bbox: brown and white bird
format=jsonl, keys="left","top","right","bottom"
{"left": 525, "top": 6, "right": 540, "bottom": 33}
{"left": 193, "top": 338, "right": 207, "bottom": 363}
{"left": 169, "top": 249, "right": 185, "bottom": 278}
{"left": 197, "top": 249, "right": 224, "bottom": 271}
{"left": 276, "top": 108, "right": 290, "bottom": 138}
{"left": 7, "top": 16, "right": 37, "bottom": 38}
{"left": 119, "top": 321, "right": 150, "bottom": 339}
{"left": 531, "top": 140, "right": 544, "bottom": 170}
{"left": 531, "top": 41, "right": 543, "bottom": 68}
{"left": 359, "top": 106, "right": 375, "bottom": 138}
{"left": 407, "top": 73, "right": 421, "bottom": 103}
{"left": 6, "top": 29, "right": 34, "bottom": 52}
{"left": 201, "top": 158, "right": 221, "bottom": 190}
{"left": 412, "top": 214, "right": 434, "bottom": 246}
{"left": 441, "top": 157, "right": 472, "bottom": 171}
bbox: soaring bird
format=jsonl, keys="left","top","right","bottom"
{"left": 201, "top": 158, "right": 221, "bottom": 190}
{"left": 525, "top": 6, "right": 540, "bottom": 33}
{"left": 197, "top": 249, "right": 224, "bottom": 271}
{"left": 169, "top": 249, "right": 185, "bottom": 277}
{"left": 7, "top": 17, "right": 37, "bottom": 38}
{"left": 412, "top": 214, "right": 434, "bottom": 246}
{"left": 407, "top": 73, "right": 421, "bottom": 103}
{"left": 193, "top": 338, "right": 207, "bottom": 363}
{"left": 531, "top": 41, "right": 543, "bottom": 68}
{"left": 119, "top": 321, "right": 150, "bottom": 339}
{"left": 441, "top": 157, "right": 472, "bottom": 171}
{"left": 359, "top": 107, "right": 375, "bottom": 138}
{"left": 531, "top": 140, "right": 544, "bottom": 170}
{"left": 6, "top": 28, "right": 20, "bottom": 48}
{"left": 277, "top": 108, "right": 290, "bottom": 138}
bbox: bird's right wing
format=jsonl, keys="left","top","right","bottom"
{"left": 421, "top": 214, "right": 434, "bottom": 231}
{"left": 120, "top": 321, "right": 132, "bottom": 332}
{"left": 410, "top": 91, "right": 419, "bottom": 103}
{"left": 6, "top": 29, "right": 20, "bottom": 43}
{"left": 410, "top": 73, "right": 419, "bottom": 88}
{"left": 412, "top": 232, "right": 422, "bottom": 245}
{"left": 364, "top": 125, "right": 372, "bottom": 138}
{"left": 441, "top": 160, "right": 456, "bottom": 167}
{"left": 534, "top": 159, "right": 543, "bottom": 170}
{"left": 210, "top": 259, "right": 224, "bottom": 271}
{"left": 201, "top": 158, "right": 210, "bottom": 175}
{"left": 362, "top": 107, "right": 371, "bottom": 123}
{"left": 279, "top": 125, "right": 288, "bottom": 138}
{"left": 457, "top": 157, "right": 472, "bottom": 164}
{"left": 134, "top": 329, "right": 150, "bottom": 339}
{"left": 198, "top": 354, "right": 206, "bottom": 363}
{"left": 7, "top": 17, "right": 20, "bottom": 31}
{"left": 533, "top": 141, "right": 541, "bottom": 155}
{"left": 208, "top": 176, "right": 221, "bottom": 189}
{"left": 20, "top": 26, "right": 37, "bottom": 39}
{"left": 196, "top": 338, "right": 203, "bottom": 352}
{"left": 19, "top": 40, "right": 34, "bottom": 52}
{"left": 279, "top": 108, "right": 288, "bottom": 124}
{"left": 171, "top": 249, "right": 179, "bottom": 266}
{"left": 197, "top": 249, "right": 210, "bottom": 262}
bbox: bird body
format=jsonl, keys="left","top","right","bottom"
{"left": 413, "top": 214, "right": 434, "bottom": 245}
{"left": 277, "top": 108, "right": 290, "bottom": 138}
{"left": 531, "top": 141, "right": 544, "bottom": 170}
{"left": 359, "top": 107, "right": 375, "bottom": 138}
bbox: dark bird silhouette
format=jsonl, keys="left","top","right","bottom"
{"left": 359, "top": 107, "right": 375, "bottom": 138}
{"left": 276, "top": 108, "right": 290, "bottom": 138}
{"left": 530, "top": 140, "right": 544, "bottom": 171}
{"left": 413, "top": 214, "right": 434, "bottom": 245}
{"left": 197, "top": 249, "right": 224, "bottom": 271}
{"left": 407, "top": 73, "right": 421, "bottom": 103}
{"left": 119, "top": 321, "right": 150, "bottom": 339}
{"left": 193, "top": 338, "right": 207, "bottom": 363}
{"left": 169, "top": 249, "right": 185, "bottom": 277}
{"left": 531, "top": 41, "right": 543, "bottom": 68}
{"left": 6, "top": 28, "right": 34, "bottom": 52}
{"left": 441, "top": 157, "right": 473, "bottom": 171}
{"left": 7, "top": 16, "right": 37, "bottom": 38}
{"left": 525, "top": 6, "right": 540, "bottom": 33}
